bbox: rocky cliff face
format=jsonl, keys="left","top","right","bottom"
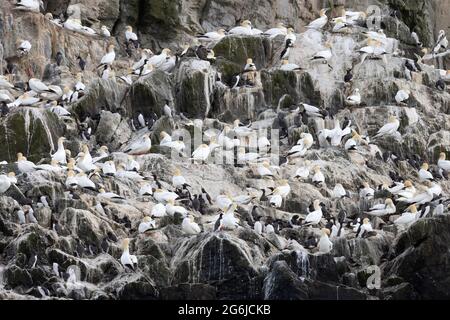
{"left": 0, "top": 0, "right": 450, "bottom": 300}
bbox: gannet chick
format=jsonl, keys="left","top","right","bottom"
{"left": 374, "top": 115, "right": 400, "bottom": 138}
{"left": 16, "top": 153, "right": 38, "bottom": 173}
{"left": 228, "top": 20, "right": 253, "bottom": 36}
{"left": 366, "top": 198, "right": 396, "bottom": 216}
{"left": 198, "top": 28, "right": 226, "bottom": 41}
{"left": 395, "top": 89, "right": 410, "bottom": 105}
{"left": 98, "top": 44, "right": 116, "bottom": 67}
{"left": 360, "top": 182, "right": 374, "bottom": 200}
{"left": 101, "top": 25, "right": 111, "bottom": 37}
{"left": 357, "top": 218, "right": 373, "bottom": 238}
{"left": 125, "top": 134, "right": 152, "bottom": 155}
{"left": 138, "top": 216, "right": 156, "bottom": 233}
{"left": 51, "top": 137, "right": 67, "bottom": 164}
{"left": 312, "top": 166, "right": 325, "bottom": 186}
{"left": 306, "top": 9, "right": 328, "bottom": 30}
{"left": 318, "top": 228, "right": 333, "bottom": 254}
{"left": 305, "top": 200, "right": 323, "bottom": 225}
{"left": 280, "top": 59, "right": 302, "bottom": 71}
{"left": 182, "top": 215, "right": 201, "bottom": 235}
{"left": 17, "top": 39, "right": 32, "bottom": 55}
{"left": 438, "top": 153, "right": 450, "bottom": 172}
{"left": 120, "top": 239, "right": 137, "bottom": 270}
{"left": 294, "top": 161, "right": 310, "bottom": 179}
{"left": 346, "top": 88, "right": 361, "bottom": 106}
{"left": 395, "top": 204, "right": 418, "bottom": 227}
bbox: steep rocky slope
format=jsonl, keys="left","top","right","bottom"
{"left": 0, "top": 0, "right": 450, "bottom": 300}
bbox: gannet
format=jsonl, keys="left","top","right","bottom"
{"left": 294, "top": 161, "right": 310, "bottom": 179}
{"left": 120, "top": 239, "right": 137, "bottom": 270}
{"left": 433, "top": 30, "right": 448, "bottom": 54}
{"left": 288, "top": 133, "right": 314, "bottom": 158}
{"left": 15, "top": 0, "right": 44, "bottom": 12}
{"left": 254, "top": 217, "right": 263, "bottom": 235}
{"left": 51, "top": 137, "right": 67, "bottom": 164}
{"left": 74, "top": 73, "right": 85, "bottom": 92}
{"left": 101, "top": 160, "right": 116, "bottom": 176}
{"left": 217, "top": 126, "right": 236, "bottom": 150}
{"left": 397, "top": 181, "right": 416, "bottom": 200}
{"left": 0, "top": 76, "right": 14, "bottom": 90}
{"left": 99, "top": 44, "right": 116, "bottom": 67}
{"left": 7, "top": 172, "right": 17, "bottom": 184}
{"left": 318, "top": 228, "right": 333, "bottom": 253}
{"left": 269, "top": 188, "right": 283, "bottom": 208}
{"left": 76, "top": 152, "right": 97, "bottom": 172}
{"left": 238, "top": 147, "right": 259, "bottom": 164}
{"left": 228, "top": 20, "right": 253, "bottom": 36}
{"left": 191, "top": 144, "right": 210, "bottom": 163}
{"left": 147, "top": 48, "right": 171, "bottom": 69}
{"left": 74, "top": 172, "right": 96, "bottom": 190}
{"left": 220, "top": 204, "right": 239, "bottom": 230}
{"left": 151, "top": 203, "right": 167, "bottom": 217}
{"left": 153, "top": 189, "right": 179, "bottom": 203}
{"left": 125, "top": 134, "right": 152, "bottom": 155}
{"left": 139, "top": 182, "right": 153, "bottom": 196}
{"left": 256, "top": 161, "right": 274, "bottom": 178}
{"left": 101, "top": 25, "right": 111, "bottom": 37}
{"left": 280, "top": 59, "right": 302, "bottom": 71}
{"left": 345, "top": 130, "right": 364, "bottom": 151}
{"left": 125, "top": 26, "right": 139, "bottom": 47}
{"left": 198, "top": 28, "right": 226, "bottom": 41}
{"left": 306, "top": 9, "right": 328, "bottom": 30}
{"left": 138, "top": 216, "right": 156, "bottom": 233}
{"left": 400, "top": 184, "right": 434, "bottom": 205}
{"left": 132, "top": 49, "right": 153, "bottom": 71}
{"left": 346, "top": 88, "right": 361, "bottom": 105}
{"left": 28, "top": 78, "right": 53, "bottom": 94}
{"left": 264, "top": 22, "right": 287, "bottom": 38}
{"left": 360, "top": 182, "right": 374, "bottom": 200}
{"left": 366, "top": 198, "right": 396, "bottom": 216}
{"left": 395, "top": 89, "right": 410, "bottom": 104}
{"left": 438, "top": 153, "right": 450, "bottom": 172}
{"left": 115, "top": 163, "right": 144, "bottom": 181}
{"left": 35, "top": 160, "right": 62, "bottom": 173}
{"left": 374, "top": 115, "right": 400, "bottom": 138}
{"left": 17, "top": 39, "right": 32, "bottom": 55}
{"left": 16, "top": 153, "right": 38, "bottom": 172}
{"left": 305, "top": 200, "right": 323, "bottom": 225}
{"left": 311, "top": 43, "right": 333, "bottom": 68}
{"left": 395, "top": 204, "right": 418, "bottom": 227}
{"left": 233, "top": 119, "right": 254, "bottom": 137}
{"left": 182, "top": 215, "right": 201, "bottom": 235}
{"left": 126, "top": 155, "right": 140, "bottom": 172}
{"left": 62, "top": 86, "right": 78, "bottom": 104}
{"left": 312, "top": 166, "right": 325, "bottom": 186}
{"left": 98, "top": 188, "right": 124, "bottom": 200}
{"left": 92, "top": 146, "right": 109, "bottom": 163}
{"left": 45, "top": 13, "right": 62, "bottom": 27}
{"left": 333, "top": 184, "right": 347, "bottom": 198}
{"left": 357, "top": 218, "right": 373, "bottom": 238}
{"left": 216, "top": 194, "right": 233, "bottom": 211}
{"left": 264, "top": 224, "right": 275, "bottom": 234}
{"left": 166, "top": 199, "right": 188, "bottom": 217}
{"left": 299, "top": 103, "right": 324, "bottom": 118}
{"left": 172, "top": 168, "right": 189, "bottom": 189}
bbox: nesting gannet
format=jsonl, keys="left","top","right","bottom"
{"left": 374, "top": 115, "right": 400, "bottom": 138}
{"left": 433, "top": 30, "right": 448, "bottom": 54}
{"left": 126, "top": 155, "right": 140, "bottom": 172}
{"left": 228, "top": 20, "right": 254, "bottom": 36}
{"left": 333, "top": 184, "right": 347, "bottom": 199}
{"left": 132, "top": 49, "right": 153, "bottom": 71}
{"left": 76, "top": 152, "right": 97, "bottom": 172}
{"left": 366, "top": 198, "right": 396, "bottom": 216}
{"left": 153, "top": 189, "right": 179, "bottom": 204}
{"left": 191, "top": 144, "right": 211, "bottom": 163}
{"left": 172, "top": 168, "right": 189, "bottom": 189}
{"left": 312, "top": 166, "right": 325, "bottom": 186}
{"left": 98, "top": 44, "right": 116, "bottom": 67}
{"left": 306, "top": 9, "right": 328, "bottom": 30}
{"left": 332, "top": 16, "right": 350, "bottom": 33}
{"left": 346, "top": 88, "right": 361, "bottom": 106}
{"left": 395, "top": 204, "right": 418, "bottom": 227}
{"left": 125, "top": 134, "right": 152, "bottom": 155}
{"left": 345, "top": 130, "right": 364, "bottom": 151}
{"left": 17, "top": 40, "right": 32, "bottom": 55}
{"left": 16, "top": 153, "right": 38, "bottom": 173}
{"left": 98, "top": 188, "right": 125, "bottom": 200}
{"left": 400, "top": 184, "right": 434, "bottom": 205}
{"left": 198, "top": 28, "right": 226, "bottom": 41}
{"left": 182, "top": 215, "right": 201, "bottom": 235}
{"left": 287, "top": 133, "right": 313, "bottom": 158}
{"left": 294, "top": 161, "right": 310, "bottom": 179}
{"left": 299, "top": 103, "right": 324, "bottom": 118}
{"left": 0, "top": 76, "right": 14, "bottom": 90}
{"left": 220, "top": 204, "right": 239, "bottom": 230}
{"left": 395, "top": 89, "right": 410, "bottom": 104}
{"left": 360, "top": 182, "right": 374, "bottom": 200}
{"left": 151, "top": 203, "right": 167, "bottom": 217}
{"left": 397, "top": 181, "right": 416, "bottom": 200}
{"left": 305, "top": 200, "right": 323, "bottom": 225}
{"left": 311, "top": 43, "right": 333, "bottom": 68}
{"left": 285, "top": 28, "right": 296, "bottom": 43}
{"left": 166, "top": 199, "right": 188, "bottom": 217}
{"left": 256, "top": 161, "right": 274, "bottom": 178}
{"left": 357, "top": 218, "right": 373, "bottom": 238}
{"left": 318, "top": 228, "right": 333, "bottom": 253}
{"left": 238, "top": 147, "right": 260, "bottom": 164}
{"left": 100, "top": 25, "right": 111, "bottom": 37}
{"left": 147, "top": 48, "right": 172, "bottom": 69}
{"left": 138, "top": 216, "right": 156, "bottom": 233}
{"left": 264, "top": 22, "right": 287, "bottom": 38}
{"left": 99, "top": 160, "right": 115, "bottom": 176}
{"left": 438, "top": 153, "right": 450, "bottom": 172}
{"left": 92, "top": 146, "right": 109, "bottom": 163}
{"left": 125, "top": 26, "right": 139, "bottom": 48}
{"left": 232, "top": 119, "right": 254, "bottom": 138}
{"left": 28, "top": 78, "right": 52, "bottom": 94}
{"left": 74, "top": 73, "right": 85, "bottom": 92}
{"left": 62, "top": 86, "right": 78, "bottom": 104}
{"left": 280, "top": 59, "right": 302, "bottom": 71}
{"left": 138, "top": 181, "right": 153, "bottom": 196}
{"left": 216, "top": 194, "right": 233, "bottom": 211}
{"left": 120, "top": 239, "right": 137, "bottom": 270}
{"left": 51, "top": 137, "right": 67, "bottom": 164}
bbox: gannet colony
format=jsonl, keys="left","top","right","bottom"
{"left": 0, "top": 0, "right": 450, "bottom": 300}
